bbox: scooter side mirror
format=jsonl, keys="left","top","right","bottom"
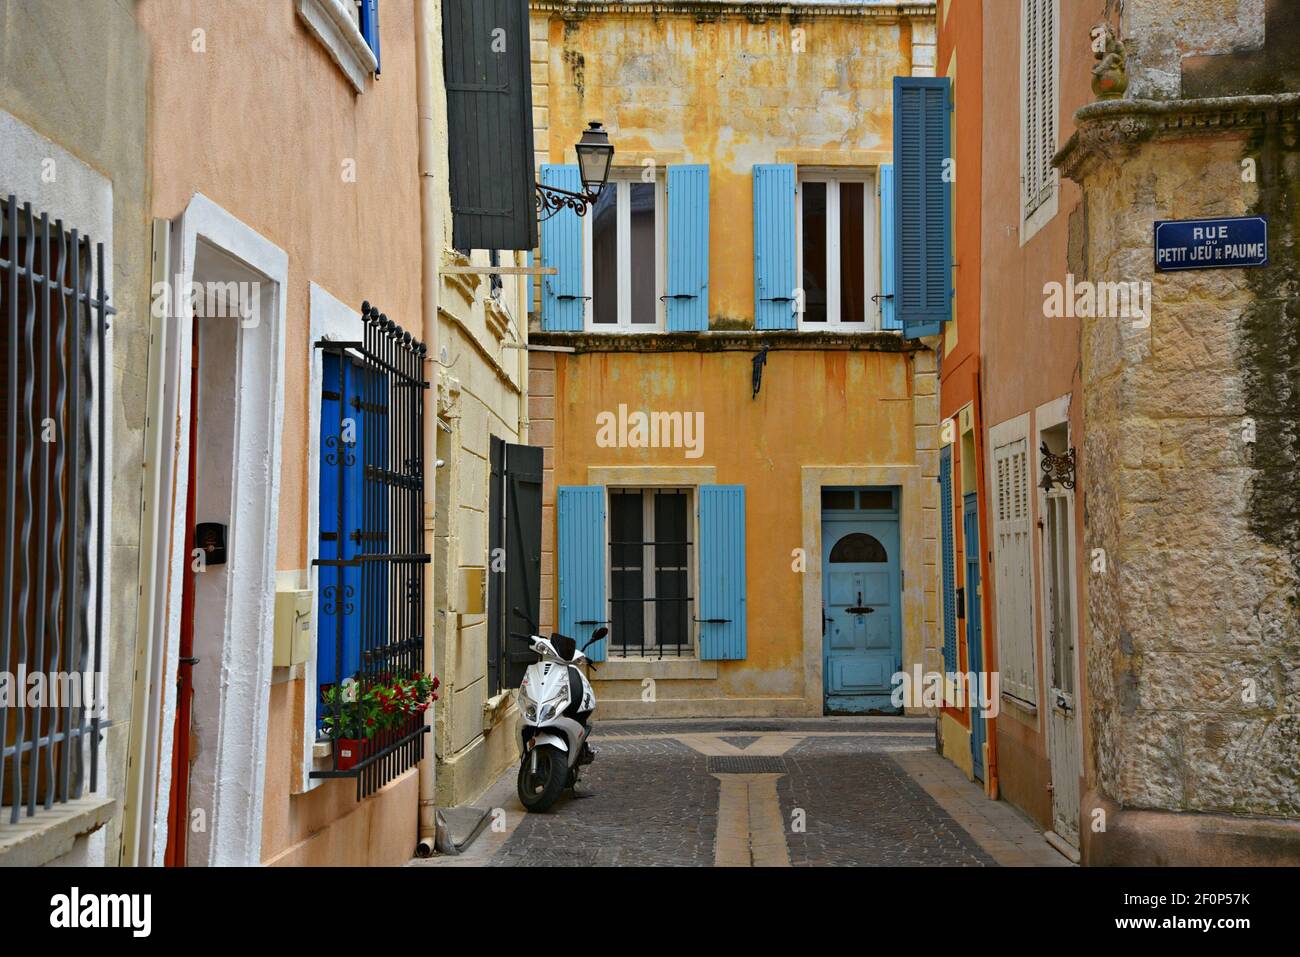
{"left": 581, "top": 627, "right": 609, "bottom": 650}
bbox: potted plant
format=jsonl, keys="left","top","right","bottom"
{"left": 320, "top": 678, "right": 380, "bottom": 771}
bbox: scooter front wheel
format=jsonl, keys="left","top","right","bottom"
{"left": 517, "top": 743, "right": 568, "bottom": 812}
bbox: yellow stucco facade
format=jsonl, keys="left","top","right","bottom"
{"left": 528, "top": 2, "right": 942, "bottom": 718}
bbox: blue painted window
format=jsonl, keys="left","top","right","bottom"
{"left": 752, "top": 164, "right": 798, "bottom": 330}
{"left": 939, "top": 446, "right": 958, "bottom": 673}
{"left": 316, "top": 351, "right": 387, "bottom": 725}
{"left": 666, "top": 165, "right": 710, "bottom": 331}
{"left": 892, "top": 76, "right": 952, "bottom": 338}
{"left": 358, "top": 0, "right": 381, "bottom": 74}
{"left": 540, "top": 164, "right": 584, "bottom": 331}
{"left": 556, "top": 485, "right": 747, "bottom": 662}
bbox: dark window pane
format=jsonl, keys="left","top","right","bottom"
{"left": 655, "top": 568, "right": 688, "bottom": 648}
{"left": 840, "top": 182, "right": 866, "bottom": 323}
{"left": 610, "top": 491, "right": 642, "bottom": 567}
{"left": 859, "top": 490, "right": 894, "bottom": 510}
{"left": 653, "top": 491, "right": 688, "bottom": 566}
{"left": 629, "top": 182, "right": 657, "bottom": 325}
{"left": 829, "top": 533, "right": 888, "bottom": 563}
{"left": 801, "top": 181, "right": 827, "bottom": 323}
{"left": 821, "top": 488, "right": 855, "bottom": 510}
{"left": 592, "top": 185, "right": 618, "bottom": 324}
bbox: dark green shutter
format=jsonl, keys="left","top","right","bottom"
{"left": 443, "top": 0, "right": 538, "bottom": 251}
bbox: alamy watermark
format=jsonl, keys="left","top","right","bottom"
{"left": 891, "top": 665, "right": 1001, "bottom": 717}
{"left": 1043, "top": 273, "right": 1150, "bottom": 328}
{"left": 595, "top": 404, "right": 704, "bottom": 459}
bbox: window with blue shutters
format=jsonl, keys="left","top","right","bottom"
{"left": 555, "top": 484, "right": 747, "bottom": 661}
{"left": 795, "top": 170, "right": 880, "bottom": 329}
{"left": 940, "top": 445, "right": 958, "bottom": 673}
{"left": 583, "top": 172, "right": 666, "bottom": 331}
{"left": 892, "top": 76, "right": 953, "bottom": 339}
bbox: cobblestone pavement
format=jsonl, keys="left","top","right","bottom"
{"left": 411, "top": 717, "right": 1070, "bottom": 868}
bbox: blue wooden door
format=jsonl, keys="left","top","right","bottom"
{"left": 963, "top": 492, "right": 985, "bottom": 780}
{"left": 821, "top": 490, "right": 902, "bottom": 714}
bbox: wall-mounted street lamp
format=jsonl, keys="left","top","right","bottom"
{"left": 1039, "top": 444, "right": 1078, "bottom": 492}
{"left": 536, "top": 121, "right": 615, "bottom": 220}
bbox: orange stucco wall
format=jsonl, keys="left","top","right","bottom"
{"left": 139, "top": 0, "right": 424, "bottom": 865}
{"left": 975, "top": 0, "right": 1094, "bottom": 828}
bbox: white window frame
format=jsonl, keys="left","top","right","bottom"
{"left": 296, "top": 0, "right": 378, "bottom": 94}
{"left": 606, "top": 487, "right": 697, "bottom": 657}
{"left": 988, "top": 412, "right": 1039, "bottom": 711}
{"left": 583, "top": 170, "right": 667, "bottom": 332}
{"left": 1019, "top": 0, "right": 1060, "bottom": 244}
{"left": 795, "top": 168, "right": 880, "bottom": 331}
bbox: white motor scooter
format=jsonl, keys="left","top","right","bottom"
{"left": 515, "top": 626, "right": 606, "bottom": 812}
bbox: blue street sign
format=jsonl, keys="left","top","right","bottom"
{"left": 1154, "top": 216, "right": 1268, "bottom": 271}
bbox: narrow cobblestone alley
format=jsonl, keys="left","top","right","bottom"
{"left": 411, "top": 719, "right": 1071, "bottom": 868}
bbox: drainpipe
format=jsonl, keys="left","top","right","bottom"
{"left": 414, "top": 0, "right": 442, "bottom": 857}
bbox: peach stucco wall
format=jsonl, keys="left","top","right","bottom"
{"left": 139, "top": 0, "right": 424, "bottom": 865}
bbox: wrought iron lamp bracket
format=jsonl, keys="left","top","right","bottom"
{"left": 1039, "top": 443, "right": 1077, "bottom": 492}
{"left": 535, "top": 181, "right": 603, "bottom": 221}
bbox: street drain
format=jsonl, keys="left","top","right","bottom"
{"left": 707, "top": 756, "right": 787, "bottom": 773}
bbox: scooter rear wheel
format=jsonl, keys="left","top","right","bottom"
{"left": 517, "top": 743, "right": 568, "bottom": 812}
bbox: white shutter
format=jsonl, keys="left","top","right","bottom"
{"left": 992, "top": 420, "right": 1038, "bottom": 705}
{"left": 1022, "top": 0, "right": 1057, "bottom": 218}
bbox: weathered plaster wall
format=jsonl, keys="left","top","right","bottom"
{"left": 1122, "top": 0, "right": 1265, "bottom": 99}
{"left": 531, "top": 1, "right": 933, "bottom": 326}
{"left": 0, "top": 0, "right": 151, "bottom": 864}
{"left": 533, "top": 337, "right": 938, "bottom": 717}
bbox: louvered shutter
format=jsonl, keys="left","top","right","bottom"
{"left": 892, "top": 76, "right": 952, "bottom": 338}
{"left": 1023, "top": 0, "right": 1057, "bottom": 217}
{"left": 443, "top": 0, "right": 537, "bottom": 250}
{"left": 666, "top": 165, "right": 710, "bottom": 331}
{"left": 557, "top": 486, "right": 607, "bottom": 661}
{"left": 992, "top": 429, "right": 1037, "bottom": 704}
{"left": 752, "top": 164, "right": 797, "bottom": 330}
{"left": 540, "top": 164, "right": 584, "bottom": 331}
{"left": 698, "top": 485, "right": 747, "bottom": 660}
{"left": 940, "top": 445, "right": 958, "bottom": 673}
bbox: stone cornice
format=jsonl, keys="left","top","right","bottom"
{"left": 530, "top": 1, "right": 936, "bottom": 21}
{"left": 531, "top": 329, "right": 919, "bottom": 353}
{"left": 1055, "top": 92, "right": 1300, "bottom": 184}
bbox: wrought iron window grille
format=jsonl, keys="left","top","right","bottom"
{"left": 311, "top": 302, "right": 430, "bottom": 800}
{"left": 0, "top": 195, "right": 111, "bottom": 824}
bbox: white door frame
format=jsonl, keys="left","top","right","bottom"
{"left": 149, "top": 194, "right": 287, "bottom": 866}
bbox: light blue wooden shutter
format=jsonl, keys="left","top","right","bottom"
{"left": 359, "top": 0, "right": 381, "bottom": 74}
{"left": 939, "top": 445, "right": 958, "bottom": 673}
{"left": 878, "top": 164, "right": 901, "bottom": 330}
{"left": 698, "top": 485, "right": 746, "bottom": 660}
{"left": 666, "top": 164, "right": 710, "bottom": 331}
{"left": 893, "top": 77, "right": 952, "bottom": 338}
{"left": 557, "top": 486, "right": 607, "bottom": 661}
{"left": 540, "top": 164, "right": 584, "bottom": 331}
{"left": 752, "top": 164, "right": 797, "bottom": 330}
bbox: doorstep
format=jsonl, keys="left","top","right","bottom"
{"left": 0, "top": 796, "right": 116, "bottom": 867}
